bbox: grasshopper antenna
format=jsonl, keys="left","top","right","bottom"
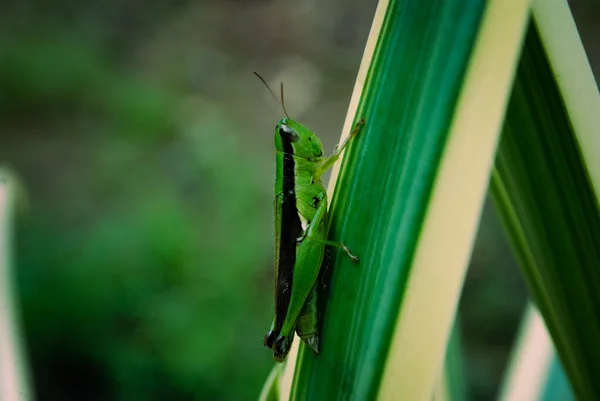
{"left": 253, "top": 71, "right": 290, "bottom": 119}
{"left": 279, "top": 82, "right": 289, "bottom": 120}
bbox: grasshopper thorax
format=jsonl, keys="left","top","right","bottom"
{"left": 275, "top": 118, "right": 324, "bottom": 159}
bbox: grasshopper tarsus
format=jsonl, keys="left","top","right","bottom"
{"left": 340, "top": 243, "right": 360, "bottom": 263}
{"left": 304, "top": 335, "right": 319, "bottom": 354}
{"left": 351, "top": 118, "right": 365, "bottom": 136}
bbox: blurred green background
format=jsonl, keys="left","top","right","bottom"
{"left": 0, "top": 1, "right": 598, "bottom": 400}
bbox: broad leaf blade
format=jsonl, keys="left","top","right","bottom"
{"left": 491, "top": 1, "right": 600, "bottom": 399}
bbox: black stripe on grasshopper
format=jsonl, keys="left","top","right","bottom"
{"left": 264, "top": 126, "right": 303, "bottom": 352}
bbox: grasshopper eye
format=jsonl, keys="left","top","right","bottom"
{"left": 279, "top": 125, "right": 299, "bottom": 142}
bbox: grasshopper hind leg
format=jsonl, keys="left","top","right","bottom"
{"left": 269, "top": 278, "right": 321, "bottom": 360}
{"left": 295, "top": 284, "right": 319, "bottom": 354}
{"left": 270, "top": 251, "right": 329, "bottom": 360}
{"left": 295, "top": 247, "right": 333, "bottom": 355}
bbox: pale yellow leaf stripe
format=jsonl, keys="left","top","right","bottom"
{"left": 532, "top": 0, "right": 600, "bottom": 202}
{"left": 0, "top": 170, "right": 32, "bottom": 401}
{"left": 498, "top": 304, "right": 555, "bottom": 401}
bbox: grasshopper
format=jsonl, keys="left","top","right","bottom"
{"left": 255, "top": 73, "right": 364, "bottom": 362}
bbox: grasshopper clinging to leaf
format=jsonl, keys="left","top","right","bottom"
{"left": 255, "top": 72, "right": 364, "bottom": 362}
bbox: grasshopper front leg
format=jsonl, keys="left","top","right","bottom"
{"left": 314, "top": 118, "right": 364, "bottom": 179}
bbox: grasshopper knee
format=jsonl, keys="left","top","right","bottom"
{"left": 264, "top": 330, "right": 277, "bottom": 348}
{"left": 273, "top": 335, "right": 293, "bottom": 362}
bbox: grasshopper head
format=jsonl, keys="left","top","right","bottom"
{"left": 275, "top": 118, "right": 324, "bottom": 159}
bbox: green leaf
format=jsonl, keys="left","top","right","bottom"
{"left": 259, "top": 364, "right": 284, "bottom": 401}
{"left": 432, "top": 321, "right": 467, "bottom": 401}
{"left": 274, "top": 0, "right": 531, "bottom": 399}
{"left": 491, "top": 1, "right": 600, "bottom": 399}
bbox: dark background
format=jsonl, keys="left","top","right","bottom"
{"left": 0, "top": 1, "right": 598, "bottom": 400}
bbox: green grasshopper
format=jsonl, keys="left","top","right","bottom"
{"left": 255, "top": 73, "right": 364, "bottom": 362}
